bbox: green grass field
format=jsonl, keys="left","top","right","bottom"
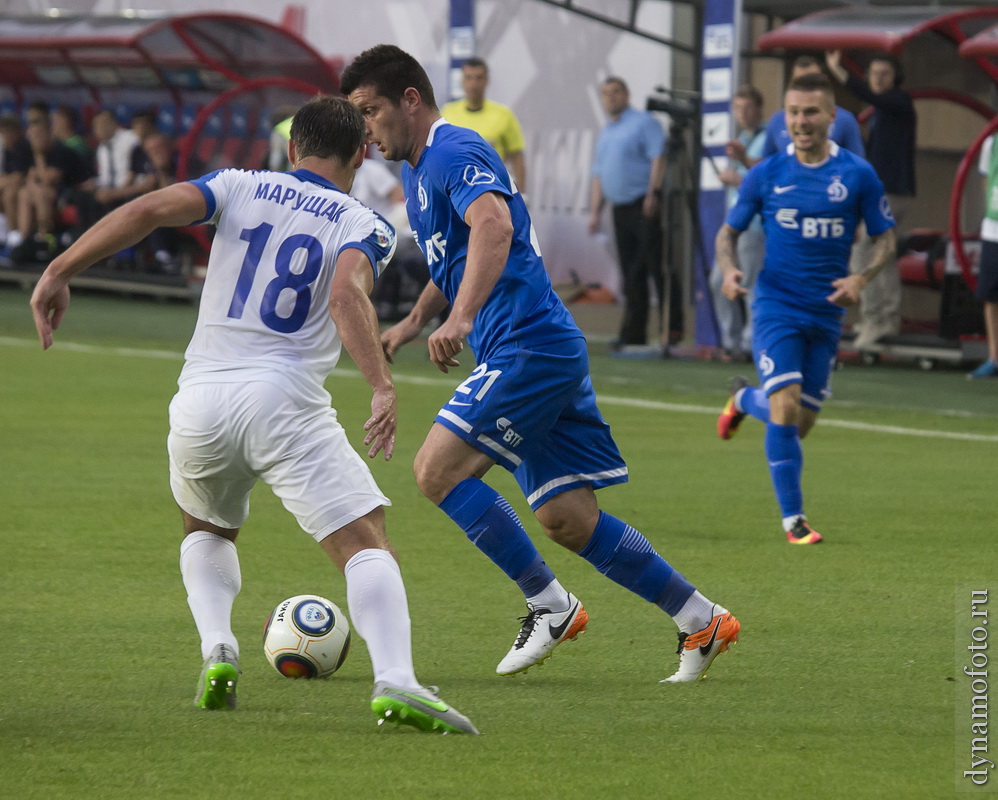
{"left": 2, "top": 285, "right": 996, "bottom": 799}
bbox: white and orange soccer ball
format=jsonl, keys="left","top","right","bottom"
{"left": 262, "top": 595, "right": 351, "bottom": 679}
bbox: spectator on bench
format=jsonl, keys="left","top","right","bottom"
{"left": 91, "top": 110, "right": 144, "bottom": 208}
{"left": 140, "top": 132, "right": 184, "bottom": 274}
{"left": 0, "top": 115, "right": 33, "bottom": 250}
{"left": 128, "top": 109, "right": 159, "bottom": 179}
{"left": 4, "top": 102, "right": 52, "bottom": 250}
{"left": 11, "top": 114, "right": 92, "bottom": 263}
{"left": 72, "top": 110, "right": 149, "bottom": 238}
{"left": 52, "top": 105, "right": 91, "bottom": 161}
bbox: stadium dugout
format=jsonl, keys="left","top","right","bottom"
{"left": 0, "top": 11, "right": 339, "bottom": 300}
{"left": 756, "top": 4, "right": 998, "bottom": 369}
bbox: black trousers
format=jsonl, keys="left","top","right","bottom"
{"left": 611, "top": 199, "right": 665, "bottom": 345}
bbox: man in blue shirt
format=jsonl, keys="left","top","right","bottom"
{"left": 342, "top": 44, "right": 739, "bottom": 684}
{"left": 715, "top": 72, "right": 896, "bottom": 545}
{"left": 709, "top": 84, "right": 767, "bottom": 360}
{"left": 744, "top": 56, "right": 865, "bottom": 164}
{"left": 588, "top": 77, "right": 672, "bottom": 347}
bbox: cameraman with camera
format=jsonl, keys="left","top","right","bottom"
{"left": 588, "top": 76, "right": 670, "bottom": 349}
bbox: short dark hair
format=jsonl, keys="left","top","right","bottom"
{"left": 734, "top": 84, "right": 763, "bottom": 107}
{"left": 131, "top": 109, "right": 157, "bottom": 126}
{"left": 787, "top": 71, "right": 834, "bottom": 97}
{"left": 289, "top": 95, "right": 365, "bottom": 164}
{"left": 603, "top": 76, "right": 629, "bottom": 94}
{"left": 53, "top": 104, "right": 79, "bottom": 128}
{"left": 26, "top": 101, "right": 50, "bottom": 124}
{"left": 0, "top": 114, "right": 21, "bottom": 133}
{"left": 791, "top": 54, "right": 821, "bottom": 73}
{"left": 868, "top": 52, "right": 904, "bottom": 87}
{"left": 340, "top": 44, "right": 437, "bottom": 109}
{"left": 462, "top": 56, "right": 488, "bottom": 73}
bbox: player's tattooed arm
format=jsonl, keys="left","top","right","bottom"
{"left": 859, "top": 227, "right": 897, "bottom": 284}
{"left": 715, "top": 223, "right": 747, "bottom": 301}
{"left": 827, "top": 228, "right": 897, "bottom": 306}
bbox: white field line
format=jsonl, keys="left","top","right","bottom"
{"left": 4, "top": 336, "right": 996, "bottom": 444}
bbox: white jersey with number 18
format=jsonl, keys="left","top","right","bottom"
{"left": 181, "top": 168, "right": 396, "bottom": 404}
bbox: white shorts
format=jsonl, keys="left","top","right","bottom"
{"left": 167, "top": 380, "right": 390, "bottom": 541}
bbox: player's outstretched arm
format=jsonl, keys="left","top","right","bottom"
{"left": 381, "top": 280, "right": 449, "bottom": 364}
{"left": 30, "top": 183, "right": 207, "bottom": 349}
{"left": 329, "top": 248, "right": 397, "bottom": 460}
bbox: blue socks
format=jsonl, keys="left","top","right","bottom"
{"left": 440, "top": 480, "right": 697, "bottom": 616}
{"left": 739, "top": 386, "right": 770, "bottom": 423}
{"left": 579, "top": 511, "right": 695, "bottom": 615}
{"left": 439, "top": 478, "right": 556, "bottom": 598}
{"left": 765, "top": 422, "right": 804, "bottom": 521}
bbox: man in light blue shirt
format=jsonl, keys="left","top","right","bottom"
{"left": 588, "top": 77, "right": 670, "bottom": 347}
{"left": 710, "top": 84, "right": 767, "bottom": 360}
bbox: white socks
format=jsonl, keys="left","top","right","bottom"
{"left": 180, "top": 537, "right": 421, "bottom": 688}
{"left": 672, "top": 590, "right": 723, "bottom": 634}
{"left": 526, "top": 578, "right": 570, "bottom": 613}
{"left": 345, "top": 548, "right": 420, "bottom": 691}
{"left": 180, "top": 531, "right": 242, "bottom": 659}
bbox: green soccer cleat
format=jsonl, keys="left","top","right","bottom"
{"left": 195, "top": 643, "right": 240, "bottom": 710}
{"left": 371, "top": 682, "right": 480, "bottom": 735}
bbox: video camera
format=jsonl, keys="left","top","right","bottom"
{"left": 645, "top": 87, "right": 698, "bottom": 125}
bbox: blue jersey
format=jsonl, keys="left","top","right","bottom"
{"left": 727, "top": 142, "right": 894, "bottom": 319}
{"left": 402, "top": 120, "right": 582, "bottom": 361}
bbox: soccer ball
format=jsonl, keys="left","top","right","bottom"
{"left": 262, "top": 594, "right": 351, "bottom": 678}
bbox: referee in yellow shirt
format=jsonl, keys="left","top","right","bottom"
{"left": 442, "top": 57, "right": 527, "bottom": 197}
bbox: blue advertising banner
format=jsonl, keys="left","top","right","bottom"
{"left": 695, "top": 0, "right": 743, "bottom": 346}
{"left": 449, "top": 0, "right": 475, "bottom": 101}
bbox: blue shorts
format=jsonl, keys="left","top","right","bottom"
{"left": 435, "top": 338, "right": 628, "bottom": 510}
{"left": 752, "top": 305, "right": 840, "bottom": 412}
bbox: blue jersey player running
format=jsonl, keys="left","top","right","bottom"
{"left": 715, "top": 72, "right": 896, "bottom": 544}
{"left": 342, "top": 45, "right": 739, "bottom": 683}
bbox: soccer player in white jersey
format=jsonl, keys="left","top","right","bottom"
{"left": 715, "top": 72, "right": 896, "bottom": 544}
{"left": 29, "top": 96, "right": 478, "bottom": 734}
{"left": 342, "top": 45, "right": 739, "bottom": 684}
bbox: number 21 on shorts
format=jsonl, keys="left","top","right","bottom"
{"left": 454, "top": 363, "right": 502, "bottom": 401}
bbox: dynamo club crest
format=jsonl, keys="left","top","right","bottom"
{"left": 417, "top": 177, "right": 428, "bottom": 211}
{"left": 827, "top": 176, "right": 848, "bottom": 203}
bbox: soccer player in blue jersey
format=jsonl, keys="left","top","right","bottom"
{"left": 714, "top": 72, "right": 897, "bottom": 544}
{"left": 342, "top": 44, "right": 739, "bottom": 683}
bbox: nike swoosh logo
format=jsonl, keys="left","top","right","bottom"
{"left": 548, "top": 602, "right": 579, "bottom": 640}
{"left": 393, "top": 690, "right": 449, "bottom": 712}
{"left": 698, "top": 617, "right": 723, "bottom": 657}
{"left": 774, "top": 185, "right": 797, "bottom": 194}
